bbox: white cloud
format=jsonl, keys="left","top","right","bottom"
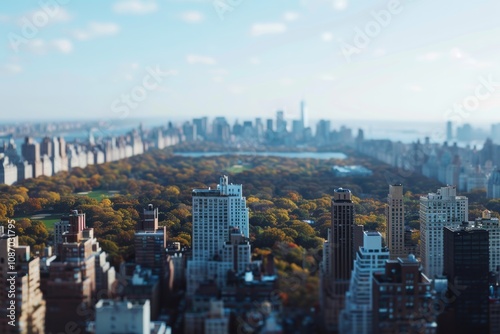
{"left": 51, "top": 8, "right": 72, "bottom": 23}
{"left": 373, "top": 48, "right": 386, "bottom": 57}
{"left": 52, "top": 39, "right": 73, "bottom": 54}
{"left": 180, "top": 11, "right": 204, "bottom": 23}
{"left": 209, "top": 68, "right": 228, "bottom": 75}
{"left": 26, "top": 39, "right": 47, "bottom": 54}
{"left": 18, "top": 7, "right": 72, "bottom": 26}
{"left": 113, "top": 0, "right": 158, "bottom": 15}
{"left": 300, "top": 0, "right": 348, "bottom": 11}
{"left": 408, "top": 84, "right": 423, "bottom": 92}
{"left": 23, "top": 38, "right": 72, "bottom": 54}
{"left": 284, "top": 12, "right": 299, "bottom": 21}
{"left": 333, "top": 0, "right": 348, "bottom": 11}
{"left": 449, "top": 48, "right": 492, "bottom": 69}
{"left": 416, "top": 52, "right": 441, "bottom": 62}
{"left": 250, "top": 57, "right": 261, "bottom": 65}
{"left": 319, "top": 74, "right": 335, "bottom": 81}
{"left": 321, "top": 32, "right": 333, "bottom": 42}
{"left": 280, "top": 78, "right": 294, "bottom": 86}
{"left": 228, "top": 85, "right": 244, "bottom": 94}
{"left": 73, "top": 22, "right": 120, "bottom": 40}
{"left": 213, "top": 76, "right": 224, "bottom": 83}
{"left": 251, "top": 23, "right": 287, "bottom": 37}
{"left": 186, "top": 54, "right": 216, "bottom": 65}
{"left": 0, "top": 14, "right": 10, "bottom": 24}
{"left": 3, "top": 63, "right": 22, "bottom": 74}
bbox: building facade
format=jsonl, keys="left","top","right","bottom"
{"left": 474, "top": 210, "right": 500, "bottom": 273}
{"left": 420, "top": 186, "right": 468, "bottom": 278}
{"left": 372, "top": 256, "right": 436, "bottom": 334}
{"left": 386, "top": 184, "right": 405, "bottom": 260}
{"left": 441, "top": 225, "right": 490, "bottom": 333}
{"left": 339, "top": 231, "right": 390, "bottom": 334}
{"left": 187, "top": 176, "right": 250, "bottom": 297}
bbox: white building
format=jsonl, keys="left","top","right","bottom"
{"left": 420, "top": 186, "right": 468, "bottom": 278}
{"left": 187, "top": 175, "right": 250, "bottom": 297}
{"left": 339, "top": 231, "right": 390, "bottom": 334}
{"left": 0, "top": 155, "right": 17, "bottom": 185}
{"left": 92, "top": 299, "right": 170, "bottom": 334}
{"left": 475, "top": 210, "right": 500, "bottom": 273}
{"left": 386, "top": 184, "right": 405, "bottom": 260}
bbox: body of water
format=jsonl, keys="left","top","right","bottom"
{"left": 174, "top": 151, "right": 347, "bottom": 160}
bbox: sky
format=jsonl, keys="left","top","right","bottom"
{"left": 1, "top": 0, "right": 500, "bottom": 125}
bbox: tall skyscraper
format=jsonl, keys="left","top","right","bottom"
{"left": 323, "top": 188, "right": 356, "bottom": 332}
{"left": 441, "top": 225, "right": 490, "bottom": 333}
{"left": 300, "top": 100, "right": 307, "bottom": 128}
{"left": 276, "top": 110, "right": 287, "bottom": 133}
{"left": 386, "top": 184, "right": 405, "bottom": 260}
{"left": 331, "top": 188, "right": 355, "bottom": 284}
{"left": 446, "top": 121, "right": 453, "bottom": 141}
{"left": 187, "top": 176, "right": 250, "bottom": 297}
{"left": 420, "top": 186, "right": 468, "bottom": 278}
{"left": 339, "top": 231, "right": 390, "bottom": 334}
{"left": 372, "top": 255, "right": 435, "bottom": 334}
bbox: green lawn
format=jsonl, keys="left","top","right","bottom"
{"left": 76, "top": 190, "right": 119, "bottom": 201}
{"left": 226, "top": 164, "right": 251, "bottom": 174}
{"left": 14, "top": 213, "right": 64, "bottom": 230}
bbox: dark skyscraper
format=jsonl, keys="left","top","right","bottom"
{"left": 322, "top": 188, "right": 356, "bottom": 331}
{"left": 440, "top": 225, "right": 490, "bottom": 334}
{"left": 331, "top": 188, "right": 355, "bottom": 283}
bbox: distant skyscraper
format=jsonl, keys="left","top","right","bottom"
{"left": 276, "top": 110, "right": 287, "bottom": 133}
{"left": 441, "top": 225, "right": 489, "bottom": 333}
{"left": 446, "top": 121, "right": 453, "bottom": 141}
{"left": 212, "top": 117, "right": 230, "bottom": 143}
{"left": 315, "top": 120, "right": 331, "bottom": 145}
{"left": 488, "top": 168, "right": 500, "bottom": 199}
{"left": 386, "top": 184, "right": 405, "bottom": 259}
{"left": 339, "top": 231, "right": 390, "bottom": 334}
{"left": 420, "top": 186, "right": 468, "bottom": 278}
{"left": 300, "top": 100, "right": 307, "bottom": 128}
{"left": 266, "top": 118, "right": 273, "bottom": 132}
{"left": 372, "top": 255, "right": 435, "bottom": 334}
{"left": 187, "top": 176, "right": 250, "bottom": 297}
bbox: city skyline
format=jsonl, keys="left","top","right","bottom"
{"left": 1, "top": 1, "right": 500, "bottom": 122}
